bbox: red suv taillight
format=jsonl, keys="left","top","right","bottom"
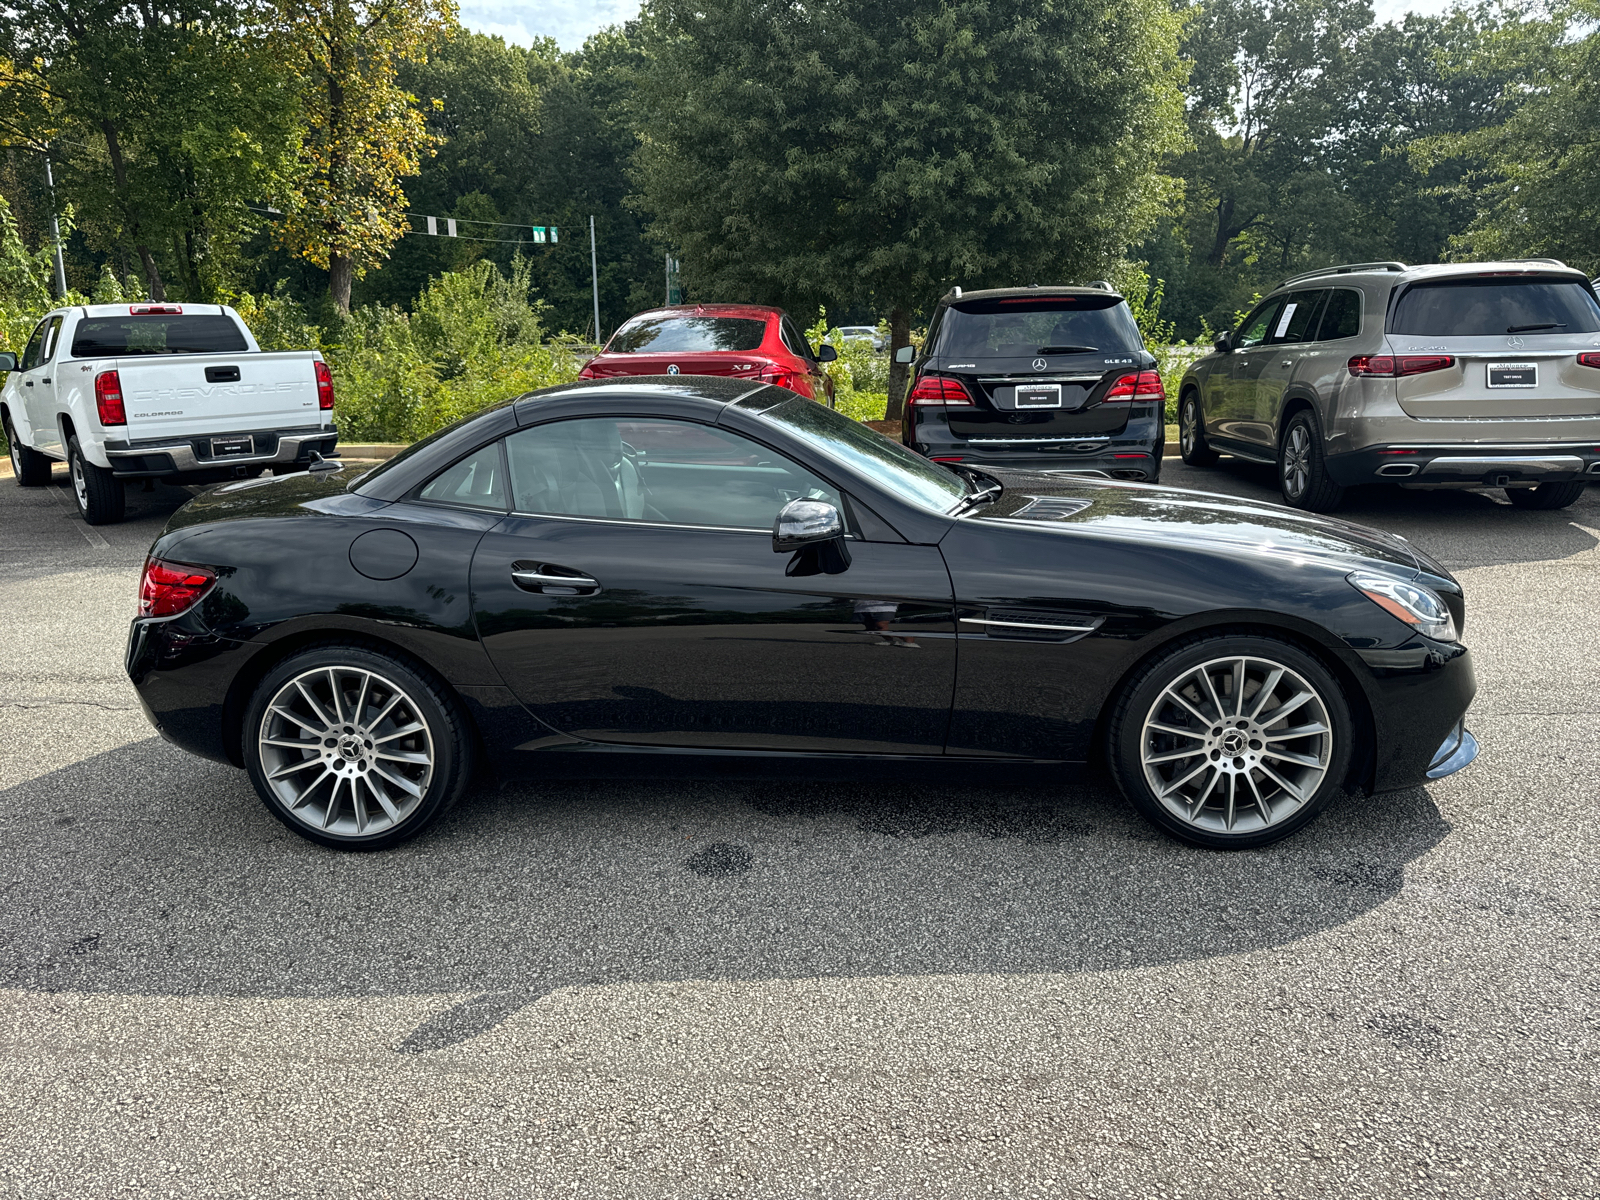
{"left": 314, "top": 361, "right": 335, "bottom": 410}
{"left": 139, "top": 558, "right": 216, "bottom": 618}
{"left": 95, "top": 370, "right": 126, "bottom": 425}
{"left": 1577, "top": 352, "right": 1600, "bottom": 369}
{"left": 1102, "top": 370, "right": 1165, "bottom": 404}
{"left": 1348, "top": 355, "right": 1455, "bottom": 377}
{"left": 907, "top": 375, "right": 974, "bottom": 406}
{"left": 577, "top": 361, "right": 599, "bottom": 379}
{"left": 759, "top": 366, "right": 804, "bottom": 392}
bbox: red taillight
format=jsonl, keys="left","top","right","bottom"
{"left": 907, "top": 375, "right": 974, "bottom": 406}
{"left": 759, "top": 367, "right": 803, "bottom": 392}
{"left": 139, "top": 558, "right": 216, "bottom": 618}
{"left": 1348, "top": 355, "right": 1455, "bottom": 377}
{"left": 577, "top": 361, "right": 599, "bottom": 379}
{"left": 129, "top": 304, "right": 182, "bottom": 315}
{"left": 1578, "top": 352, "right": 1600, "bottom": 369}
{"left": 1102, "top": 370, "right": 1165, "bottom": 403}
{"left": 314, "top": 360, "right": 335, "bottom": 410}
{"left": 95, "top": 371, "right": 125, "bottom": 426}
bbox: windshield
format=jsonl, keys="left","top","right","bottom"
{"left": 936, "top": 296, "right": 1143, "bottom": 358}
{"left": 756, "top": 397, "right": 969, "bottom": 513}
{"left": 607, "top": 315, "right": 767, "bottom": 354}
{"left": 1389, "top": 278, "right": 1600, "bottom": 337}
{"left": 71, "top": 315, "right": 249, "bottom": 357}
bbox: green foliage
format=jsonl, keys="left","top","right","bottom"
{"left": 1416, "top": 1, "right": 1600, "bottom": 273}
{"left": 632, "top": 0, "right": 1188, "bottom": 415}
{"left": 321, "top": 258, "right": 584, "bottom": 442}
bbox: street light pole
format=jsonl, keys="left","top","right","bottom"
{"left": 44, "top": 146, "right": 68, "bottom": 298}
{"left": 589, "top": 215, "right": 601, "bottom": 348}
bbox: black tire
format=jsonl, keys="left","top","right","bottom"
{"left": 243, "top": 643, "right": 476, "bottom": 850}
{"left": 66, "top": 434, "right": 125, "bottom": 525}
{"left": 1278, "top": 410, "right": 1344, "bottom": 512}
{"left": 1106, "top": 632, "right": 1353, "bottom": 850}
{"left": 1178, "top": 390, "right": 1220, "bottom": 467}
{"left": 4, "top": 411, "right": 52, "bottom": 487}
{"left": 1505, "top": 480, "right": 1586, "bottom": 510}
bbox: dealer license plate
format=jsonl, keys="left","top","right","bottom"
{"left": 1487, "top": 362, "right": 1537, "bottom": 388}
{"left": 211, "top": 435, "right": 255, "bottom": 458}
{"left": 1014, "top": 383, "right": 1063, "bottom": 409}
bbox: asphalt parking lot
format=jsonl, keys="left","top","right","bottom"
{"left": 2, "top": 459, "right": 1597, "bottom": 1199}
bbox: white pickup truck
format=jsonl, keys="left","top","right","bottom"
{"left": 1, "top": 303, "right": 337, "bottom": 524}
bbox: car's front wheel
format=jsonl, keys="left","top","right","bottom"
{"left": 1106, "top": 633, "right": 1353, "bottom": 849}
{"left": 5, "top": 412, "right": 53, "bottom": 487}
{"left": 243, "top": 644, "right": 475, "bottom": 850}
{"left": 1505, "top": 480, "right": 1586, "bottom": 510}
{"left": 67, "top": 434, "right": 125, "bottom": 524}
{"left": 1178, "top": 391, "right": 1219, "bottom": 467}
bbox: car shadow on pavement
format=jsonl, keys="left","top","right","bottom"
{"left": 0, "top": 738, "right": 1449, "bottom": 1053}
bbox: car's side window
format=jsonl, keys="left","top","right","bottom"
{"left": 778, "top": 317, "right": 813, "bottom": 361}
{"left": 39, "top": 316, "right": 64, "bottom": 364}
{"left": 505, "top": 417, "right": 839, "bottom": 530}
{"left": 19, "top": 319, "right": 49, "bottom": 372}
{"left": 1316, "top": 289, "right": 1362, "bottom": 341}
{"left": 1235, "top": 299, "right": 1286, "bottom": 349}
{"left": 1268, "top": 290, "right": 1328, "bottom": 345}
{"left": 417, "top": 442, "right": 507, "bottom": 511}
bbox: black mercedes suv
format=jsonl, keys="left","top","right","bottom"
{"left": 900, "top": 285, "right": 1165, "bottom": 481}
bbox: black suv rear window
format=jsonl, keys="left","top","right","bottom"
{"left": 936, "top": 296, "right": 1142, "bottom": 358}
{"left": 71, "top": 315, "right": 249, "bottom": 357}
{"left": 1390, "top": 278, "right": 1600, "bottom": 337}
{"left": 608, "top": 315, "right": 767, "bottom": 354}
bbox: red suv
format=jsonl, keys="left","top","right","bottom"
{"left": 578, "top": 304, "right": 836, "bottom": 403}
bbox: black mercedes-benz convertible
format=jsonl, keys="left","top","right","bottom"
{"left": 126, "top": 377, "right": 1477, "bottom": 851}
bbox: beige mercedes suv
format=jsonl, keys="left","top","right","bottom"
{"left": 1178, "top": 260, "right": 1600, "bottom": 511}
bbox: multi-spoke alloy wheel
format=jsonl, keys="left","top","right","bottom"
{"left": 258, "top": 665, "right": 434, "bottom": 837}
{"left": 1281, "top": 425, "right": 1311, "bottom": 501}
{"left": 1140, "top": 655, "right": 1331, "bottom": 834}
{"left": 1108, "top": 635, "right": 1352, "bottom": 848}
{"left": 245, "top": 645, "right": 471, "bottom": 849}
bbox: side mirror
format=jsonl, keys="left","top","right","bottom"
{"left": 1213, "top": 331, "right": 1233, "bottom": 354}
{"left": 893, "top": 346, "right": 916, "bottom": 365}
{"left": 773, "top": 499, "right": 843, "bottom": 552}
{"left": 815, "top": 344, "right": 838, "bottom": 363}
{"left": 0, "top": 352, "right": 16, "bottom": 372}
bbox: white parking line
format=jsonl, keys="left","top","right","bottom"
{"left": 48, "top": 483, "right": 112, "bottom": 550}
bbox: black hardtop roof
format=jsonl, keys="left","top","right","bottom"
{"left": 946, "top": 285, "right": 1124, "bottom": 304}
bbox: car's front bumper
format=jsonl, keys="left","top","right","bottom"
{"left": 104, "top": 424, "right": 339, "bottom": 480}
{"left": 1326, "top": 443, "right": 1600, "bottom": 488}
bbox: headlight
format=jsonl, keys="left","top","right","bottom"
{"left": 1347, "top": 571, "right": 1458, "bottom": 642}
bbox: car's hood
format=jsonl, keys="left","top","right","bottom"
{"left": 162, "top": 466, "right": 383, "bottom": 534}
{"left": 964, "top": 470, "right": 1424, "bottom": 575}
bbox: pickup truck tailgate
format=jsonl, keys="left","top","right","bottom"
{"left": 116, "top": 352, "right": 324, "bottom": 439}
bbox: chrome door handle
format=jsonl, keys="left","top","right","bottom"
{"left": 512, "top": 566, "right": 600, "bottom": 595}
{"left": 1281, "top": 360, "right": 1293, "bottom": 367}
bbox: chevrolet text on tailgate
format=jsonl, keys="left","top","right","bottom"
{"left": 1, "top": 303, "right": 337, "bottom": 524}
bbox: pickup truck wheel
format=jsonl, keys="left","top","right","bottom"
{"left": 1179, "top": 392, "right": 1220, "bottom": 467}
{"left": 244, "top": 644, "right": 475, "bottom": 850}
{"left": 67, "top": 435, "right": 126, "bottom": 525}
{"left": 1505, "top": 481, "right": 1586, "bottom": 510}
{"left": 4, "top": 413, "right": 52, "bottom": 487}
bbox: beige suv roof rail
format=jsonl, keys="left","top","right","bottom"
{"left": 1279, "top": 261, "right": 1408, "bottom": 287}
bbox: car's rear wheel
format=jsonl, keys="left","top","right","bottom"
{"left": 1106, "top": 634, "right": 1353, "bottom": 849}
{"left": 1178, "top": 391, "right": 1219, "bottom": 466}
{"left": 1504, "top": 480, "right": 1586, "bottom": 510}
{"left": 244, "top": 644, "right": 475, "bottom": 850}
{"left": 67, "top": 434, "right": 125, "bottom": 524}
{"left": 1278, "top": 411, "right": 1344, "bottom": 512}
{"left": 4, "top": 412, "right": 52, "bottom": 487}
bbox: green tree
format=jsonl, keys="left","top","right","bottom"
{"left": 1417, "top": 1, "right": 1600, "bottom": 272}
{"left": 2, "top": 2, "right": 295, "bottom": 301}
{"left": 266, "top": 0, "right": 458, "bottom": 313}
{"left": 632, "top": 0, "right": 1187, "bottom": 418}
